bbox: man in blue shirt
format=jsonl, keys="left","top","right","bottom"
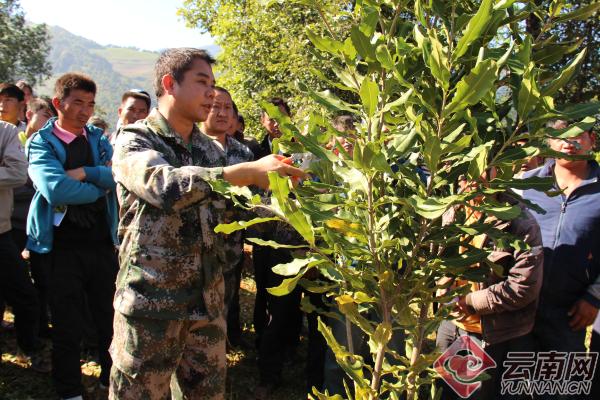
{"left": 522, "top": 120, "right": 600, "bottom": 357}
{"left": 27, "top": 73, "right": 118, "bottom": 400}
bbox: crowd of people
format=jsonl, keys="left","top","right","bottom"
{"left": 1, "top": 47, "right": 600, "bottom": 400}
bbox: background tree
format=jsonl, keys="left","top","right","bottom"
{"left": 212, "top": 0, "right": 600, "bottom": 399}
{"left": 544, "top": 0, "right": 600, "bottom": 103}
{"left": 179, "top": 0, "right": 356, "bottom": 138}
{"left": 0, "top": 0, "right": 51, "bottom": 85}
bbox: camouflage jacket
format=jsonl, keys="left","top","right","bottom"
{"left": 112, "top": 109, "right": 231, "bottom": 320}
{"left": 195, "top": 132, "right": 254, "bottom": 274}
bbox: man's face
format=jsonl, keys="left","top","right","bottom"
{"left": 549, "top": 129, "right": 595, "bottom": 167}
{"left": 118, "top": 97, "right": 149, "bottom": 125}
{"left": 261, "top": 105, "right": 289, "bottom": 139}
{"left": 0, "top": 94, "right": 23, "bottom": 125}
{"left": 172, "top": 58, "right": 215, "bottom": 123}
{"left": 205, "top": 91, "right": 234, "bottom": 135}
{"left": 26, "top": 107, "right": 54, "bottom": 136}
{"left": 55, "top": 89, "right": 95, "bottom": 132}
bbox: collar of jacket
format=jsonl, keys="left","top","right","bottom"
{"left": 27, "top": 117, "right": 105, "bottom": 164}
{"left": 537, "top": 158, "right": 600, "bottom": 186}
{"left": 146, "top": 108, "right": 207, "bottom": 151}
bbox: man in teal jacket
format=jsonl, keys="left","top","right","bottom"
{"left": 26, "top": 73, "right": 118, "bottom": 400}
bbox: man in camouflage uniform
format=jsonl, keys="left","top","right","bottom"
{"left": 198, "top": 86, "right": 254, "bottom": 347}
{"left": 109, "top": 48, "right": 304, "bottom": 400}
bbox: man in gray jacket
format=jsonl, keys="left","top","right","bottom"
{"left": 0, "top": 120, "right": 42, "bottom": 369}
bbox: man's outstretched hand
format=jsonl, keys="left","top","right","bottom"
{"left": 223, "top": 154, "right": 306, "bottom": 190}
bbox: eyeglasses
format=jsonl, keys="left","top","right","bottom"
{"left": 129, "top": 89, "right": 151, "bottom": 98}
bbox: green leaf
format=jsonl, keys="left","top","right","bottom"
{"left": 267, "top": 274, "right": 303, "bottom": 296}
{"left": 407, "top": 195, "right": 458, "bottom": 219}
{"left": 518, "top": 62, "right": 540, "bottom": 119}
{"left": 351, "top": 26, "right": 376, "bottom": 61}
{"left": 272, "top": 257, "right": 326, "bottom": 276}
{"left": 386, "top": 128, "right": 418, "bottom": 158}
{"left": 245, "top": 237, "right": 308, "bottom": 249}
{"left": 533, "top": 39, "right": 583, "bottom": 65}
{"left": 516, "top": 35, "right": 532, "bottom": 65}
{"left": 467, "top": 143, "right": 490, "bottom": 180}
{"left": 317, "top": 318, "right": 369, "bottom": 389}
{"left": 359, "top": 77, "right": 379, "bottom": 117}
{"left": 554, "top": 2, "right": 600, "bottom": 23}
{"left": 342, "top": 37, "right": 358, "bottom": 60}
{"left": 542, "top": 49, "right": 586, "bottom": 97}
{"left": 360, "top": 7, "right": 379, "bottom": 37}
{"left": 474, "top": 204, "right": 522, "bottom": 220}
{"left": 376, "top": 44, "right": 395, "bottom": 70}
{"left": 530, "top": 102, "right": 600, "bottom": 123}
{"left": 545, "top": 116, "right": 597, "bottom": 139}
{"left": 306, "top": 30, "right": 344, "bottom": 55}
{"left": 268, "top": 172, "right": 315, "bottom": 246}
{"left": 379, "top": 89, "right": 413, "bottom": 115}
{"left": 298, "top": 81, "right": 359, "bottom": 114}
{"left": 492, "top": 146, "right": 539, "bottom": 166}
{"left": 368, "top": 322, "right": 392, "bottom": 354}
{"left": 453, "top": 0, "right": 494, "bottom": 60}
{"left": 272, "top": 258, "right": 312, "bottom": 276}
{"left": 445, "top": 59, "right": 498, "bottom": 115}
{"left": 490, "top": 177, "right": 554, "bottom": 191}
{"left": 214, "top": 217, "right": 280, "bottom": 234}
{"left": 428, "top": 32, "right": 450, "bottom": 90}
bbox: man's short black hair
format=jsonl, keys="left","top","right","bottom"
{"left": 27, "top": 96, "right": 56, "bottom": 116}
{"left": 0, "top": 83, "right": 25, "bottom": 102}
{"left": 154, "top": 48, "right": 215, "bottom": 98}
{"left": 121, "top": 90, "right": 151, "bottom": 110}
{"left": 54, "top": 73, "right": 96, "bottom": 101}
{"left": 262, "top": 97, "right": 291, "bottom": 116}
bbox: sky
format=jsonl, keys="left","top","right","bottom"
{"left": 20, "top": 0, "right": 216, "bottom": 52}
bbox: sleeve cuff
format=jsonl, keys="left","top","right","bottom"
{"left": 466, "top": 291, "right": 490, "bottom": 315}
{"left": 582, "top": 292, "right": 600, "bottom": 309}
{"left": 83, "top": 166, "right": 100, "bottom": 184}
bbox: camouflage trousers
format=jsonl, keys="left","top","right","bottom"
{"left": 108, "top": 311, "right": 226, "bottom": 400}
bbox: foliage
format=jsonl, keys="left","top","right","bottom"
{"left": 178, "top": 0, "right": 357, "bottom": 138}
{"left": 0, "top": 0, "right": 51, "bottom": 85}
{"left": 212, "top": 0, "right": 600, "bottom": 399}
{"left": 541, "top": 0, "right": 600, "bottom": 103}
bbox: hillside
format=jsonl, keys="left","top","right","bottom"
{"left": 36, "top": 26, "right": 160, "bottom": 127}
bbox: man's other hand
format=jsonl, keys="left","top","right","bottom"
{"left": 568, "top": 299, "right": 599, "bottom": 331}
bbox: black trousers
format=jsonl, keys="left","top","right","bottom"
{"left": 29, "top": 250, "right": 51, "bottom": 336}
{"left": 47, "top": 242, "right": 118, "bottom": 398}
{"left": 253, "top": 245, "right": 303, "bottom": 386}
{"left": 0, "top": 230, "right": 39, "bottom": 353}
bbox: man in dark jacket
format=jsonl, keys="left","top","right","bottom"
{"left": 522, "top": 121, "right": 600, "bottom": 360}
{"left": 436, "top": 189, "right": 544, "bottom": 399}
